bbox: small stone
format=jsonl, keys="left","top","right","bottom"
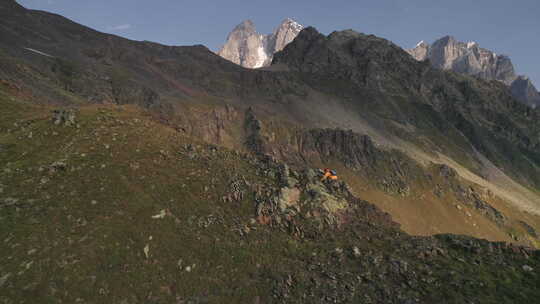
{"left": 143, "top": 244, "right": 150, "bottom": 259}
{"left": 185, "top": 266, "right": 191, "bottom": 272}
{"left": 352, "top": 246, "right": 361, "bottom": 257}
{"left": 151, "top": 210, "right": 167, "bottom": 219}
{"left": 523, "top": 265, "right": 534, "bottom": 272}
{"left": 91, "top": 200, "right": 98, "bottom": 205}
{"left": 0, "top": 273, "right": 11, "bottom": 287}
{"left": 25, "top": 261, "right": 34, "bottom": 270}
{"left": 52, "top": 109, "right": 76, "bottom": 126}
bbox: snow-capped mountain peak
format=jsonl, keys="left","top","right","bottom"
{"left": 218, "top": 18, "right": 304, "bottom": 69}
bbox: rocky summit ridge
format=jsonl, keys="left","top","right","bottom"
{"left": 217, "top": 18, "right": 303, "bottom": 68}
{"left": 408, "top": 36, "right": 540, "bottom": 107}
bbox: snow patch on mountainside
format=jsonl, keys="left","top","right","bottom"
{"left": 253, "top": 45, "right": 268, "bottom": 68}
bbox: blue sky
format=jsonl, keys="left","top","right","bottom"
{"left": 17, "top": 0, "right": 540, "bottom": 86}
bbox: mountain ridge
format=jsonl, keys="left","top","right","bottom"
{"left": 407, "top": 36, "right": 540, "bottom": 107}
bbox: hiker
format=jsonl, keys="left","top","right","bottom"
{"left": 321, "top": 168, "right": 338, "bottom": 181}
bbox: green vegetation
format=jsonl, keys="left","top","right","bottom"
{"left": 1, "top": 90, "right": 539, "bottom": 303}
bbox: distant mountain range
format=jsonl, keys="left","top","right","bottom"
{"left": 218, "top": 21, "right": 539, "bottom": 107}
{"left": 217, "top": 18, "right": 303, "bottom": 68}
{"left": 407, "top": 37, "right": 540, "bottom": 107}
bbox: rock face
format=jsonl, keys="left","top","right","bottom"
{"left": 408, "top": 36, "right": 516, "bottom": 84}
{"left": 510, "top": 76, "right": 540, "bottom": 108}
{"left": 274, "top": 27, "right": 540, "bottom": 190}
{"left": 407, "top": 36, "right": 540, "bottom": 107}
{"left": 217, "top": 18, "right": 303, "bottom": 68}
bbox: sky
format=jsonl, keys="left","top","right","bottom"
{"left": 17, "top": 0, "right": 540, "bottom": 87}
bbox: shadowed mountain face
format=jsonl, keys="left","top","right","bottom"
{"left": 407, "top": 36, "right": 540, "bottom": 107}
{"left": 1, "top": 2, "right": 540, "bottom": 301}
{"left": 274, "top": 27, "right": 540, "bottom": 188}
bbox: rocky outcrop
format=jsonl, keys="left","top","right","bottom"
{"left": 51, "top": 109, "right": 77, "bottom": 126}
{"left": 434, "top": 164, "right": 506, "bottom": 225}
{"left": 407, "top": 36, "right": 540, "bottom": 107}
{"left": 244, "top": 107, "right": 267, "bottom": 154}
{"left": 510, "top": 76, "right": 540, "bottom": 107}
{"left": 251, "top": 156, "right": 398, "bottom": 230}
{"left": 297, "top": 129, "right": 417, "bottom": 196}
{"left": 217, "top": 18, "right": 303, "bottom": 68}
{"left": 173, "top": 105, "right": 239, "bottom": 147}
{"left": 298, "top": 129, "right": 377, "bottom": 169}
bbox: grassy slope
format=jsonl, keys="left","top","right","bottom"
{"left": 0, "top": 95, "right": 286, "bottom": 302}
{"left": 1, "top": 89, "right": 539, "bottom": 303}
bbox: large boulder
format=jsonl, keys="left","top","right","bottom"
{"left": 277, "top": 187, "right": 301, "bottom": 212}
{"left": 306, "top": 182, "right": 348, "bottom": 213}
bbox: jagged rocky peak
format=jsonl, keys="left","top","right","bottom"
{"left": 217, "top": 18, "right": 304, "bottom": 69}
{"left": 409, "top": 40, "right": 430, "bottom": 61}
{"left": 270, "top": 18, "right": 304, "bottom": 52}
{"left": 408, "top": 36, "right": 540, "bottom": 107}
{"left": 232, "top": 20, "right": 257, "bottom": 35}
{"left": 409, "top": 35, "right": 516, "bottom": 83}
{"left": 216, "top": 19, "right": 265, "bottom": 68}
